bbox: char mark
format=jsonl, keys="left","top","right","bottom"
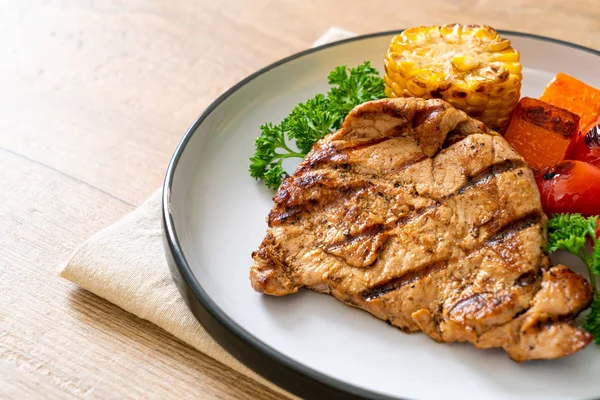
{"left": 326, "top": 158, "right": 528, "bottom": 258}
{"left": 340, "top": 124, "right": 411, "bottom": 152}
{"left": 394, "top": 204, "right": 437, "bottom": 227}
{"left": 273, "top": 174, "right": 371, "bottom": 212}
{"left": 268, "top": 206, "right": 303, "bottom": 225}
{"left": 486, "top": 213, "right": 542, "bottom": 247}
{"left": 326, "top": 223, "right": 385, "bottom": 250}
{"left": 445, "top": 159, "right": 526, "bottom": 200}
{"left": 521, "top": 105, "right": 579, "bottom": 137}
{"left": 359, "top": 212, "right": 542, "bottom": 301}
{"left": 303, "top": 144, "right": 348, "bottom": 169}
{"left": 343, "top": 136, "right": 395, "bottom": 152}
{"left": 360, "top": 260, "right": 446, "bottom": 301}
{"left": 447, "top": 292, "right": 493, "bottom": 316}
{"left": 325, "top": 204, "right": 436, "bottom": 251}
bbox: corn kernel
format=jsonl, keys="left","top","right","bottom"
{"left": 452, "top": 55, "right": 480, "bottom": 71}
{"left": 397, "top": 61, "right": 417, "bottom": 78}
{"left": 506, "top": 77, "right": 520, "bottom": 89}
{"left": 502, "top": 90, "right": 519, "bottom": 102}
{"left": 470, "top": 80, "right": 493, "bottom": 94}
{"left": 447, "top": 97, "right": 468, "bottom": 109}
{"left": 483, "top": 39, "right": 511, "bottom": 53}
{"left": 467, "top": 93, "right": 489, "bottom": 106}
{"left": 440, "top": 23, "right": 462, "bottom": 38}
{"left": 490, "top": 50, "right": 520, "bottom": 62}
{"left": 482, "top": 109, "right": 498, "bottom": 119}
{"left": 401, "top": 27, "right": 424, "bottom": 42}
{"left": 490, "top": 85, "right": 507, "bottom": 97}
{"left": 498, "top": 107, "right": 514, "bottom": 117}
{"left": 391, "top": 81, "right": 403, "bottom": 97}
{"left": 488, "top": 97, "right": 503, "bottom": 109}
{"left": 503, "top": 62, "right": 523, "bottom": 74}
{"left": 494, "top": 69, "right": 510, "bottom": 83}
{"left": 406, "top": 78, "right": 427, "bottom": 96}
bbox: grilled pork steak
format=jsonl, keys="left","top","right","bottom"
{"left": 250, "top": 98, "right": 593, "bottom": 361}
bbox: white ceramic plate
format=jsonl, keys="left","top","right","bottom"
{"left": 163, "top": 31, "right": 600, "bottom": 400}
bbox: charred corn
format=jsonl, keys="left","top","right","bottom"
{"left": 384, "top": 24, "right": 522, "bottom": 132}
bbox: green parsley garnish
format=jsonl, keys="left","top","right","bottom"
{"left": 249, "top": 61, "right": 386, "bottom": 189}
{"left": 547, "top": 213, "right": 600, "bottom": 342}
{"left": 586, "top": 293, "right": 600, "bottom": 344}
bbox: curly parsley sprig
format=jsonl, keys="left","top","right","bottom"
{"left": 249, "top": 61, "right": 386, "bottom": 189}
{"left": 587, "top": 293, "right": 600, "bottom": 344}
{"left": 547, "top": 213, "right": 600, "bottom": 342}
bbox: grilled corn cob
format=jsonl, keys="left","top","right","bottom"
{"left": 384, "top": 24, "right": 522, "bottom": 132}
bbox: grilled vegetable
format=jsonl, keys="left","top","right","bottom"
{"left": 384, "top": 24, "right": 522, "bottom": 132}
{"left": 536, "top": 161, "right": 600, "bottom": 217}
{"left": 540, "top": 72, "right": 600, "bottom": 133}
{"left": 569, "top": 120, "right": 600, "bottom": 168}
{"left": 503, "top": 97, "right": 579, "bottom": 171}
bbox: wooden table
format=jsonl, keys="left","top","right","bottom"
{"left": 2, "top": 1, "right": 599, "bottom": 398}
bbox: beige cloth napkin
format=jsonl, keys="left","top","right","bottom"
{"left": 58, "top": 27, "right": 356, "bottom": 396}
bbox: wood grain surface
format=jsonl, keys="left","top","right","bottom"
{"left": 1, "top": 1, "right": 599, "bottom": 398}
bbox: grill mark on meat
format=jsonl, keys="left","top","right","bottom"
{"left": 486, "top": 213, "right": 544, "bottom": 272}
{"left": 304, "top": 144, "right": 349, "bottom": 169}
{"left": 320, "top": 164, "right": 536, "bottom": 265}
{"left": 293, "top": 172, "right": 366, "bottom": 190}
{"left": 323, "top": 204, "right": 437, "bottom": 253}
{"left": 447, "top": 292, "right": 494, "bottom": 316}
{"left": 280, "top": 130, "right": 523, "bottom": 221}
{"left": 320, "top": 161, "right": 530, "bottom": 259}
{"left": 446, "top": 291, "right": 534, "bottom": 329}
{"left": 268, "top": 205, "right": 303, "bottom": 224}
{"left": 326, "top": 223, "right": 385, "bottom": 250}
{"left": 361, "top": 260, "right": 447, "bottom": 301}
{"left": 486, "top": 213, "right": 542, "bottom": 247}
{"left": 344, "top": 136, "right": 394, "bottom": 151}
{"left": 360, "top": 212, "right": 543, "bottom": 301}
{"left": 271, "top": 177, "right": 372, "bottom": 213}
{"left": 446, "top": 159, "right": 527, "bottom": 200}
{"left": 296, "top": 173, "right": 325, "bottom": 188}
{"left": 342, "top": 125, "right": 411, "bottom": 152}
{"left": 446, "top": 268, "right": 544, "bottom": 331}
{"left": 394, "top": 204, "right": 438, "bottom": 227}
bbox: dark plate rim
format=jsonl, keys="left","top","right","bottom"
{"left": 162, "top": 29, "right": 600, "bottom": 399}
